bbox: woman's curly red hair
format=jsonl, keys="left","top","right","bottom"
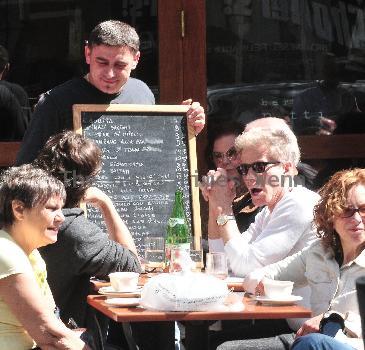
{"left": 314, "top": 168, "right": 365, "bottom": 253}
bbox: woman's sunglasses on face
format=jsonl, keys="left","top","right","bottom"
{"left": 212, "top": 147, "right": 238, "bottom": 163}
{"left": 236, "top": 161, "right": 280, "bottom": 176}
{"left": 340, "top": 206, "right": 365, "bottom": 218}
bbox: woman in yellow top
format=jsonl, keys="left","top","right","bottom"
{"left": 0, "top": 164, "right": 89, "bottom": 349}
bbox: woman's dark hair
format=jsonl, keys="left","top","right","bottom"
{"left": 205, "top": 120, "right": 245, "bottom": 169}
{"left": 0, "top": 164, "right": 65, "bottom": 226}
{"left": 34, "top": 130, "right": 102, "bottom": 208}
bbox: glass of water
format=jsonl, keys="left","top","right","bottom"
{"left": 144, "top": 236, "right": 165, "bottom": 270}
{"left": 205, "top": 252, "right": 228, "bottom": 280}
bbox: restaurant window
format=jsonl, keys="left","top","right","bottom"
{"left": 0, "top": 0, "right": 158, "bottom": 106}
{"left": 206, "top": 0, "right": 365, "bottom": 137}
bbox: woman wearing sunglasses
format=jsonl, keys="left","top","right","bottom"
{"left": 230, "top": 168, "right": 365, "bottom": 350}
{"left": 202, "top": 121, "right": 260, "bottom": 236}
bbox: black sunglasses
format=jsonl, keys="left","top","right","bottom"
{"left": 236, "top": 161, "right": 280, "bottom": 176}
{"left": 340, "top": 207, "right": 365, "bottom": 218}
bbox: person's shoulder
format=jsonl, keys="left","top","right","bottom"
{"left": 35, "top": 77, "right": 91, "bottom": 112}
{"left": 0, "top": 80, "right": 17, "bottom": 90}
{"left": 0, "top": 84, "right": 15, "bottom": 103}
{"left": 45, "top": 77, "right": 86, "bottom": 97}
{"left": 123, "top": 78, "right": 155, "bottom": 103}
{"left": 0, "top": 230, "right": 30, "bottom": 272}
{"left": 60, "top": 208, "right": 86, "bottom": 231}
{"left": 289, "top": 186, "right": 320, "bottom": 202}
{"left": 60, "top": 208, "right": 106, "bottom": 241}
{"left": 126, "top": 77, "right": 151, "bottom": 90}
{"left": 0, "top": 230, "right": 22, "bottom": 252}
{"left": 0, "top": 82, "right": 16, "bottom": 98}
{"left": 276, "top": 186, "right": 319, "bottom": 215}
{"left": 0, "top": 80, "right": 28, "bottom": 97}
{"left": 306, "top": 239, "right": 325, "bottom": 255}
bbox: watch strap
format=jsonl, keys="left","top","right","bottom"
{"left": 216, "top": 214, "right": 235, "bottom": 226}
{"left": 319, "top": 312, "right": 345, "bottom": 334}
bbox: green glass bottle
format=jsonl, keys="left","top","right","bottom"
{"left": 165, "top": 189, "right": 191, "bottom": 265}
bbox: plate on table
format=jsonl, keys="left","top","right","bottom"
{"left": 98, "top": 286, "right": 142, "bottom": 298}
{"left": 104, "top": 298, "right": 140, "bottom": 307}
{"left": 254, "top": 295, "right": 302, "bottom": 306}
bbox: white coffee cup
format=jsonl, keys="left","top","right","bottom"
{"left": 108, "top": 272, "right": 139, "bottom": 292}
{"left": 262, "top": 278, "right": 293, "bottom": 298}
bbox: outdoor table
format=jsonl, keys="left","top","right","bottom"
{"left": 87, "top": 293, "right": 311, "bottom": 350}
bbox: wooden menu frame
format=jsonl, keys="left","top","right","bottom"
{"left": 73, "top": 104, "right": 202, "bottom": 250}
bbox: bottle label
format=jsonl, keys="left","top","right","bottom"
{"left": 168, "top": 218, "right": 185, "bottom": 227}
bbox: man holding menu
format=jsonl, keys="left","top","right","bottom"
{"left": 16, "top": 19, "right": 205, "bottom": 164}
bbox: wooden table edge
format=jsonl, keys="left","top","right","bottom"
{"left": 87, "top": 295, "right": 312, "bottom": 323}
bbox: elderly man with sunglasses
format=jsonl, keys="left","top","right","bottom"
{"left": 204, "top": 119, "right": 320, "bottom": 337}
{"left": 206, "top": 118, "right": 319, "bottom": 269}
{"left": 205, "top": 118, "right": 319, "bottom": 345}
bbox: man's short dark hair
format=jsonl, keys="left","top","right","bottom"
{"left": 88, "top": 20, "right": 140, "bottom": 52}
{"left": 0, "top": 45, "right": 9, "bottom": 72}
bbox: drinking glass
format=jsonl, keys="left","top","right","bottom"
{"left": 205, "top": 252, "right": 228, "bottom": 279}
{"left": 169, "top": 246, "right": 192, "bottom": 273}
{"left": 144, "top": 236, "right": 165, "bottom": 269}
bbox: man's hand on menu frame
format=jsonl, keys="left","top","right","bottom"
{"left": 182, "top": 99, "right": 206, "bottom": 135}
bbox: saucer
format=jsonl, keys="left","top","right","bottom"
{"left": 254, "top": 295, "right": 302, "bottom": 306}
{"left": 104, "top": 297, "right": 140, "bottom": 307}
{"left": 98, "top": 286, "right": 142, "bottom": 297}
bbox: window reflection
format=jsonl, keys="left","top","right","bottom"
{"left": 206, "top": 0, "right": 365, "bottom": 136}
{"left": 0, "top": 0, "right": 158, "bottom": 105}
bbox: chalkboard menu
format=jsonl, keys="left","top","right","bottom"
{"left": 73, "top": 104, "right": 201, "bottom": 256}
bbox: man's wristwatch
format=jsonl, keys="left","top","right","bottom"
{"left": 216, "top": 214, "right": 235, "bottom": 226}
{"left": 319, "top": 312, "right": 345, "bottom": 333}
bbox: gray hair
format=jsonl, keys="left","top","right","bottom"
{"left": 88, "top": 20, "right": 140, "bottom": 52}
{"left": 235, "top": 127, "right": 301, "bottom": 165}
{"left": 0, "top": 164, "right": 66, "bottom": 226}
